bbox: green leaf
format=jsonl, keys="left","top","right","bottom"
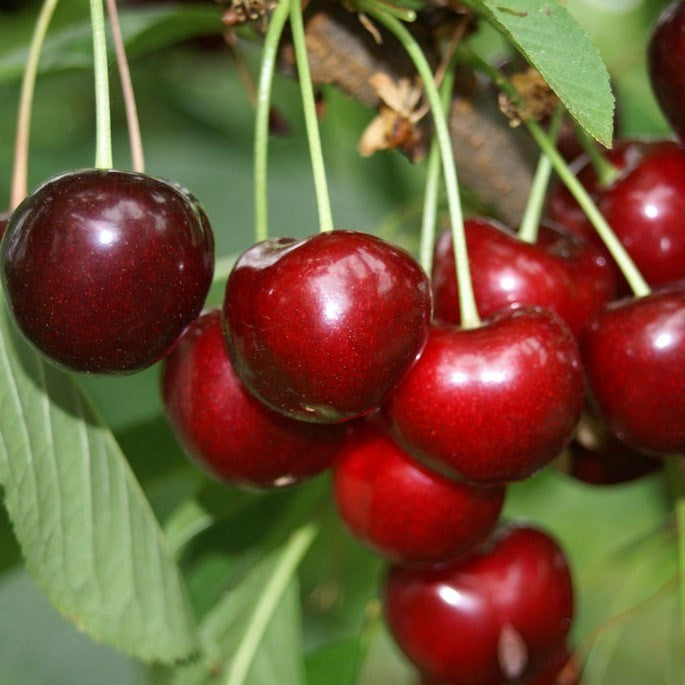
{"left": 0, "top": 5, "right": 224, "bottom": 84}
{"left": 0, "top": 303, "right": 199, "bottom": 663}
{"left": 473, "top": 0, "right": 614, "bottom": 145}
{"left": 168, "top": 524, "right": 315, "bottom": 685}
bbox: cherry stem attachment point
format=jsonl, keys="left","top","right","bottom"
{"left": 289, "top": 0, "right": 334, "bottom": 234}
{"left": 10, "top": 0, "right": 60, "bottom": 210}
{"left": 419, "top": 67, "right": 456, "bottom": 274}
{"left": 90, "top": 0, "right": 113, "bottom": 169}
{"left": 106, "top": 0, "right": 144, "bottom": 174}
{"left": 357, "top": 0, "right": 416, "bottom": 23}
{"left": 366, "top": 6, "right": 480, "bottom": 328}
{"left": 254, "top": 0, "right": 291, "bottom": 242}
{"left": 464, "top": 47, "right": 650, "bottom": 299}
{"left": 518, "top": 106, "right": 562, "bottom": 244}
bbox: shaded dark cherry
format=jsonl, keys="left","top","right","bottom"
{"left": 223, "top": 230, "right": 432, "bottom": 423}
{"left": 649, "top": 0, "right": 685, "bottom": 140}
{"left": 333, "top": 419, "right": 505, "bottom": 565}
{"left": 384, "top": 524, "right": 574, "bottom": 685}
{"left": 581, "top": 286, "right": 685, "bottom": 455}
{"left": 566, "top": 409, "right": 661, "bottom": 485}
{"left": 387, "top": 308, "right": 584, "bottom": 484}
{"left": 162, "top": 309, "right": 345, "bottom": 488}
{"left": 0, "top": 210, "right": 9, "bottom": 241}
{"left": 1, "top": 169, "right": 214, "bottom": 373}
{"left": 431, "top": 218, "right": 615, "bottom": 338}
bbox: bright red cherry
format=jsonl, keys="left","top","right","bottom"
{"left": 223, "top": 230, "right": 432, "bottom": 423}
{"left": 332, "top": 420, "right": 505, "bottom": 565}
{"left": 431, "top": 218, "right": 615, "bottom": 338}
{"left": 649, "top": 1, "right": 685, "bottom": 140}
{"left": 384, "top": 524, "right": 575, "bottom": 685}
{"left": 581, "top": 286, "right": 685, "bottom": 456}
{"left": 162, "top": 308, "right": 346, "bottom": 488}
{"left": 387, "top": 308, "right": 584, "bottom": 484}
{"left": 1, "top": 169, "right": 214, "bottom": 373}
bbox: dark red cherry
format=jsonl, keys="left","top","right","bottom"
{"left": 1, "top": 169, "right": 214, "bottom": 373}
{"left": 566, "top": 409, "right": 661, "bottom": 485}
{"left": 384, "top": 524, "right": 574, "bottom": 685}
{"left": 223, "top": 230, "right": 432, "bottom": 423}
{"left": 332, "top": 420, "right": 505, "bottom": 565}
{"left": 0, "top": 210, "right": 9, "bottom": 241}
{"left": 431, "top": 218, "right": 615, "bottom": 338}
{"left": 596, "top": 140, "right": 685, "bottom": 286}
{"left": 581, "top": 286, "right": 685, "bottom": 455}
{"left": 524, "top": 646, "right": 580, "bottom": 685}
{"left": 649, "top": 1, "right": 685, "bottom": 140}
{"left": 387, "top": 308, "right": 584, "bottom": 484}
{"left": 162, "top": 308, "right": 345, "bottom": 488}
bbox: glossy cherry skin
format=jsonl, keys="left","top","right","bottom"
{"left": 162, "top": 308, "right": 346, "bottom": 488}
{"left": 581, "top": 286, "right": 685, "bottom": 455}
{"left": 223, "top": 230, "right": 432, "bottom": 423}
{"left": 386, "top": 308, "right": 584, "bottom": 484}
{"left": 649, "top": 1, "right": 685, "bottom": 140}
{"left": 596, "top": 140, "right": 685, "bottom": 286}
{"left": 431, "top": 218, "right": 615, "bottom": 338}
{"left": 332, "top": 420, "right": 505, "bottom": 565}
{"left": 384, "top": 524, "right": 574, "bottom": 685}
{"left": 1, "top": 169, "right": 214, "bottom": 373}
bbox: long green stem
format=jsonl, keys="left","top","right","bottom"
{"left": 573, "top": 121, "right": 620, "bottom": 188}
{"left": 106, "top": 0, "right": 144, "bottom": 173}
{"left": 289, "top": 0, "right": 333, "bottom": 233}
{"left": 90, "top": 0, "right": 113, "bottom": 169}
{"left": 224, "top": 522, "right": 318, "bottom": 685}
{"left": 254, "top": 0, "right": 291, "bottom": 242}
{"left": 464, "top": 47, "right": 650, "bottom": 298}
{"left": 10, "top": 0, "right": 60, "bottom": 210}
{"left": 366, "top": 7, "right": 480, "bottom": 328}
{"left": 518, "top": 106, "right": 562, "bottom": 244}
{"left": 419, "top": 66, "right": 456, "bottom": 274}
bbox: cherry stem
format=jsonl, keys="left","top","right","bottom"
{"left": 464, "top": 47, "right": 650, "bottom": 299}
{"left": 665, "top": 457, "right": 685, "bottom": 646}
{"left": 573, "top": 120, "right": 620, "bottom": 188}
{"left": 89, "top": 0, "right": 113, "bottom": 169}
{"left": 518, "top": 106, "right": 562, "bottom": 244}
{"left": 366, "top": 7, "right": 480, "bottom": 328}
{"left": 224, "top": 522, "right": 318, "bottom": 685}
{"left": 254, "top": 0, "right": 291, "bottom": 242}
{"left": 106, "top": 0, "right": 144, "bottom": 173}
{"left": 419, "top": 67, "right": 456, "bottom": 274}
{"left": 289, "top": 0, "right": 334, "bottom": 233}
{"left": 358, "top": 0, "right": 416, "bottom": 23}
{"left": 10, "top": 0, "right": 60, "bottom": 210}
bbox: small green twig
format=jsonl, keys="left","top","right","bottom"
{"left": 289, "top": 0, "right": 334, "bottom": 233}
{"left": 254, "top": 0, "right": 291, "bottom": 242}
{"left": 463, "top": 47, "right": 650, "bottom": 298}
{"left": 90, "top": 0, "right": 113, "bottom": 169}
{"left": 10, "top": 0, "right": 60, "bottom": 210}
{"left": 573, "top": 120, "right": 620, "bottom": 188}
{"left": 419, "top": 68, "right": 455, "bottom": 273}
{"left": 365, "top": 6, "right": 480, "bottom": 328}
{"left": 106, "top": 0, "right": 144, "bottom": 173}
{"left": 518, "top": 106, "right": 563, "bottom": 244}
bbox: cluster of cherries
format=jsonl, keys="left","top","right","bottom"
{"left": 1, "top": 1, "right": 684, "bottom": 683}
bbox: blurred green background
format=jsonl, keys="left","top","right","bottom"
{"left": 0, "top": 0, "right": 679, "bottom": 683}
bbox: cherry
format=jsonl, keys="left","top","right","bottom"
{"left": 223, "top": 230, "right": 432, "bottom": 423}
{"left": 596, "top": 140, "right": 685, "bottom": 287}
{"left": 648, "top": 1, "right": 685, "bottom": 140}
{"left": 581, "top": 285, "right": 685, "bottom": 456}
{"left": 431, "top": 218, "right": 615, "bottom": 338}
{"left": 332, "top": 419, "right": 505, "bottom": 565}
{"left": 0, "top": 210, "right": 9, "bottom": 241}
{"left": 383, "top": 524, "right": 574, "bottom": 685}
{"left": 1, "top": 169, "right": 214, "bottom": 373}
{"left": 162, "top": 308, "right": 346, "bottom": 488}
{"left": 386, "top": 308, "right": 584, "bottom": 484}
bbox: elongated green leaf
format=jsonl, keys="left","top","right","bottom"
{"left": 474, "top": 0, "right": 614, "bottom": 145}
{"left": 0, "top": 5, "right": 224, "bottom": 83}
{"left": 0, "top": 304, "right": 198, "bottom": 663}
